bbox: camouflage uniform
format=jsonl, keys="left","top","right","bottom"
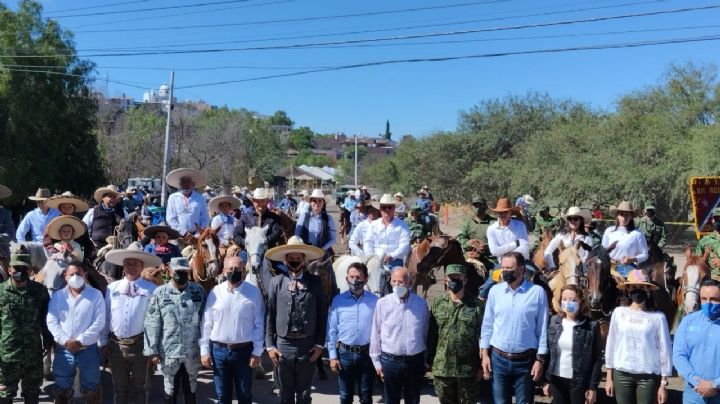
{"left": 143, "top": 281, "right": 206, "bottom": 397}
{"left": 531, "top": 211, "right": 561, "bottom": 254}
{"left": 428, "top": 265, "right": 485, "bottom": 404}
{"left": 405, "top": 208, "right": 432, "bottom": 242}
{"left": 0, "top": 274, "right": 51, "bottom": 402}
{"left": 697, "top": 232, "right": 720, "bottom": 278}
{"left": 635, "top": 216, "right": 667, "bottom": 250}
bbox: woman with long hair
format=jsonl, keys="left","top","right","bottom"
{"left": 601, "top": 201, "right": 649, "bottom": 279}
{"left": 543, "top": 207, "right": 593, "bottom": 270}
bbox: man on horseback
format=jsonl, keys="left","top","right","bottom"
{"left": 415, "top": 189, "right": 432, "bottom": 225}
{"left": 486, "top": 197, "right": 530, "bottom": 261}
{"left": 635, "top": 201, "right": 668, "bottom": 252}
{"left": 209, "top": 194, "right": 240, "bottom": 257}
{"left": 278, "top": 190, "right": 298, "bottom": 215}
{"left": 233, "top": 188, "right": 284, "bottom": 250}
{"left": 16, "top": 188, "right": 59, "bottom": 242}
{"left": 363, "top": 194, "right": 411, "bottom": 268}
{"left": 531, "top": 205, "right": 561, "bottom": 255}
{"left": 342, "top": 190, "right": 358, "bottom": 212}
{"left": 458, "top": 197, "right": 495, "bottom": 270}
{"left": 405, "top": 206, "right": 432, "bottom": 243}
{"left": 165, "top": 168, "right": 210, "bottom": 242}
{"left": 349, "top": 204, "right": 378, "bottom": 257}
{"left": 82, "top": 185, "right": 124, "bottom": 248}
{"left": 696, "top": 208, "right": 720, "bottom": 279}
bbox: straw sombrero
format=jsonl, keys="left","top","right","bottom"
{"left": 143, "top": 224, "right": 181, "bottom": 240}
{"left": 265, "top": 236, "right": 324, "bottom": 262}
{"left": 93, "top": 185, "right": 119, "bottom": 204}
{"left": 46, "top": 192, "right": 90, "bottom": 212}
{"left": 105, "top": 249, "right": 162, "bottom": 267}
{"left": 562, "top": 206, "right": 585, "bottom": 220}
{"left": 0, "top": 185, "right": 11, "bottom": 200}
{"left": 609, "top": 201, "right": 640, "bottom": 217}
{"left": 208, "top": 195, "right": 240, "bottom": 213}
{"left": 618, "top": 270, "right": 659, "bottom": 291}
{"left": 166, "top": 168, "right": 207, "bottom": 189}
{"left": 46, "top": 216, "right": 86, "bottom": 240}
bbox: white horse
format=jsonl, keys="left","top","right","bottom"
{"left": 333, "top": 254, "right": 385, "bottom": 296}
{"left": 243, "top": 226, "right": 274, "bottom": 300}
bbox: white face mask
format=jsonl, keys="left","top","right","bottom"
{"left": 67, "top": 274, "right": 85, "bottom": 289}
{"left": 394, "top": 285, "right": 408, "bottom": 298}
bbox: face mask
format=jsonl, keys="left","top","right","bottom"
{"left": 11, "top": 268, "right": 29, "bottom": 283}
{"left": 181, "top": 189, "right": 192, "bottom": 196}
{"left": 67, "top": 274, "right": 85, "bottom": 289}
{"left": 447, "top": 278, "right": 464, "bottom": 294}
{"left": 347, "top": 279, "right": 365, "bottom": 292}
{"left": 628, "top": 289, "right": 647, "bottom": 304}
{"left": 502, "top": 270, "right": 517, "bottom": 284}
{"left": 287, "top": 261, "right": 304, "bottom": 272}
{"left": 474, "top": 207, "right": 485, "bottom": 217}
{"left": 561, "top": 300, "right": 579, "bottom": 314}
{"left": 701, "top": 302, "right": 720, "bottom": 321}
{"left": 173, "top": 271, "right": 189, "bottom": 285}
{"left": 229, "top": 270, "right": 244, "bottom": 284}
{"left": 394, "top": 285, "right": 408, "bottom": 298}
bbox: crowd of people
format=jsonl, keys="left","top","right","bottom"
{"left": 1, "top": 173, "right": 720, "bottom": 404}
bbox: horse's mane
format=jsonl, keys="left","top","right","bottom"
{"left": 588, "top": 244, "right": 610, "bottom": 265}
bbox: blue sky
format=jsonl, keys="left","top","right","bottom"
{"left": 10, "top": 0, "right": 720, "bottom": 137}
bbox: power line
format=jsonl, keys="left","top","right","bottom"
{"left": 1, "top": 63, "right": 334, "bottom": 71}
{"left": 47, "top": 0, "right": 257, "bottom": 18}
{"left": 0, "top": 67, "right": 151, "bottom": 89}
{"left": 174, "top": 34, "right": 720, "bottom": 89}
{"left": 44, "top": 0, "right": 151, "bottom": 15}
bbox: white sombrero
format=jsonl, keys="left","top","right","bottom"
{"left": 379, "top": 194, "right": 395, "bottom": 205}
{"left": 0, "top": 185, "right": 11, "bottom": 199}
{"left": 93, "top": 185, "right": 119, "bottom": 204}
{"left": 46, "top": 191, "right": 90, "bottom": 212}
{"left": 309, "top": 189, "right": 325, "bottom": 200}
{"left": 46, "top": 215, "right": 86, "bottom": 240}
{"left": 105, "top": 249, "right": 163, "bottom": 267}
{"left": 265, "top": 236, "right": 324, "bottom": 262}
{"left": 166, "top": 168, "right": 207, "bottom": 189}
{"left": 250, "top": 188, "right": 270, "bottom": 201}
{"left": 562, "top": 206, "right": 584, "bottom": 220}
{"left": 208, "top": 195, "right": 241, "bottom": 213}
{"left": 523, "top": 194, "right": 535, "bottom": 205}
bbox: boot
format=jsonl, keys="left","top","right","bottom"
{"left": 81, "top": 388, "right": 102, "bottom": 404}
{"left": 185, "top": 393, "right": 197, "bottom": 404}
{"left": 53, "top": 388, "right": 72, "bottom": 404}
{"left": 163, "top": 393, "right": 176, "bottom": 404}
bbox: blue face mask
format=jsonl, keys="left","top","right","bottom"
{"left": 701, "top": 302, "right": 720, "bottom": 321}
{"left": 561, "top": 300, "right": 579, "bottom": 314}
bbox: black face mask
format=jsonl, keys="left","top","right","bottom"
{"left": 474, "top": 207, "right": 485, "bottom": 217}
{"left": 11, "top": 267, "right": 29, "bottom": 283}
{"left": 347, "top": 279, "right": 365, "bottom": 292}
{"left": 502, "top": 270, "right": 517, "bottom": 284}
{"left": 447, "top": 278, "right": 464, "bottom": 294}
{"left": 629, "top": 289, "right": 648, "bottom": 304}
{"left": 287, "top": 261, "right": 304, "bottom": 272}
{"left": 173, "top": 271, "right": 189, "bottom": 286}
{"left": 229, "top": 270, "right": 244, "bottom": 284}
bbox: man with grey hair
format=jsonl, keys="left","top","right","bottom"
{"left": 370, "top": 266, "right": 429, "bottom": 404}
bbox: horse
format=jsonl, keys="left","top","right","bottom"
{"left": 117, "top": 212, "right": 140, "bottom": 248}
{"left": 189, "top": 226, "right": 220, "bottom": 294}
{"left": 307, "top": 257, "right": 337, "bottom": 307}
{"left": 678, "top": 246, "right": 710, "bottom": 315}
{"left": 274, "top": 209, "right": 297, "bottom": 244}
{"left": 243, "top": 225, "right": 275, "bottom": 301}
{"left": 415, "top": 236, "right": 483, "bottom": 299}
{"left": 647, "top": 243, "right": 677, "bottom": 299}
{"left": 407, "top": 239, "right": 434, "bottom": 298}
{"left": 10, "top": 241, "right": 48, "bottom": 276}
{"left": 338, "top": 207, "right": 351, "bottom": 246}
{"left": 547, "top": 241, "right": 584, "bottom": 313}
{"left": 585, "top": 245, "right": 617, "bottom": 348}
{"left": 332, "top": 254, "right": 384, "bottom": 296}
{"left": 532, "top": 228, "right": 555, "bottom": 272}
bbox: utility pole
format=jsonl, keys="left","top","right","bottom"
{"left": 160, "top": 71, "right": 175, "bottom": 206}
{"left": 354, "top": 133, "right": 358, "bottom": 187}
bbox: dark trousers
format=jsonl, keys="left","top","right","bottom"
{"left": 277, "top": 337, "right": 316, "bottom": 404}
{"left": 434, "top": 376, "right": 478, "bottom": 404}
{"left": 108, "top": 338, "right": 149, "bottom": 404}
{"left": 490, "top": 350, "right": 534, "bottom": 404}
{"left": 211, "top": 342, "right": 253, "bottom": 404}
{"left": 612, "top": 370, "right": 660, "bottom": 404}
{"left": 379, "top": 351, "right": 425, "bottom": 404}
{"left": 337, "top": 347, "right": 374, "bottom": 404}
{"left": 549, "top": 375, "right": 586, "bottom": 404}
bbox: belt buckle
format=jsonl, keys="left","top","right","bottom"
{"left": 118, "top": 337, "right": 136, "bottom": 345}
{"left": 350, "top": 346, "right": 362, "bottom": 354}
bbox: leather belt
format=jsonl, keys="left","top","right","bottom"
{"left": 212, "top": 341, "right": 252, "bottom": 350}
{"left": 338, "top": 341, "right": 369, "bottom": 354}
{"left": 380, "top": 351, "right": 424, "bottom": 361}
{"left": 284, "top": 332, "right": 308, "bottom": 339}
{"left": 492, "top": 347, "right": 536, "bottom": 362}
{"left": 111, "top": 332, "right": 143, "bottom": 346}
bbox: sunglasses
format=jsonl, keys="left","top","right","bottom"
{"left": 380, "top": 205, "right": 395, "bottom": 210}
{"left": 228, "top": 266, "right": 244, "bottom": 272}
{"left": 567, "top": 217, "right": 581, "bottom": 222}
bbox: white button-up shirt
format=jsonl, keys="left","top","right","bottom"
{"left": 166, "top": 190, "right": 210, "bottom": 235}
{"left": 601, "top": 226, "right": 649, "bottom": 264}
{"left": 349, "top": 220, "right": 371, "bottom": 256}
{"left": 362, "top": 217, "right": 411, "bottom": 261}
{"left": 369, "top": 292, "right": 429, "bottom": 369}
{"left": 486, "top": 219, "right": 530, "bottom": 259}
{"left": 47, "top": 285, "right": 106, "bottom": 346}
{"left": 211, "top": 214, "right": 236, "bottom": 246}
{"left": 544, "top": 232, "right": 594, "bottom": 269}
{"left": 296, "top": 200, "right": 310, "bottom": 216}
{"left": 200, "top": 281, "right": 265, "bottom": 357}
{"left": 101, "top": 278, "right": 157, "bottom": 345}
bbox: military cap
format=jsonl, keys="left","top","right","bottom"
{"left": 644, "top": 201, "right": 656, "bottom": 210}
{"left": 471, "top": 197, "right": 487, "bottom": 206}
{"left": 410, "top": 205, "right": 422, "bottom": 213}
{"left": 445, "top": 264, "right": 466, "bottom": 276}
{"left": 9, "top": 254, "right": 30, "bottom": 267}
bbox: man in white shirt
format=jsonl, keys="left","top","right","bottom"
{"left": 209, "top": 194, "right": 241, "bottom": 255}
{"left": 296, "top": 190, "right": 310, "bottom": 216}
{"left": 165, "top": 168, "right": 210, "bottom": 240}
{"left": 200, "top": 255, "right": 264, "bottom": 403}
{"left": 46, "top": 261, "right": 105, "bottom": 404}
{"left": 362, "top": 194, "right": 411, "bottom": 269}
{"left": 349, "top": 205, "right": 378, "bottom": 256}
{"left": 101, "top": 249, "right": 162, "bottom": 404}
{"left": 486, "top": 197, "right": 530, "bottom": 260}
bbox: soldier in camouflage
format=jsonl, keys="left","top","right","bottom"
{"left": 428, "top": 264, "right": 486, "bottom": 404}
{"left": 144, "top": 257, "right": 206, "bottom": 404}
{"left": 697, "top": 208, "right": 720, "bottom": 278}
{"left": 404, "top": 206, "right": 431, "bottom": 243}
{"left": 531, "top": 206, "right": 561, "bottom": 255}
{"left": 635, "top": 201, "right": 668, "bottom": 251}
{"left": 0, "top": 254, "right": 51, "bottom": 404}
{"left": 457, "top": 198, "right": 496, "bottom": 271}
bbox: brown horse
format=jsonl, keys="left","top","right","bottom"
{"left": 585, "top": 244, "right": 617, "bottom": 348}
{"left": 415, "top": 236, "right": 483, "bottom": 299}
{"left": 678, "top": 246, "right": 710, "bottom": 315}
{"left": 274, "top": 209, "right": 297, "bottom": 244}
{"left": 547, "top": 241, "right": 584, "bottom": 313}
{"left": 189, "top": 227, "right": 220, "bottom": 294}
{"left": 532, "top": 228, "right": 555, "bottom": 272}
{"left": 407, "top": 238, "right": 433, "bottom": 298}
{"left": 647, "top": 243, "right": 677, "bottom": 300}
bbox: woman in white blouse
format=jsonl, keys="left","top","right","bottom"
{"left": 605, "top": 270, "right": 672, "bottom": 404}
{"left": 543, "top": 207, "right": 593, "bottom": 270}
{"left": 601, "top": 201, "right": 649, "bottom": 279}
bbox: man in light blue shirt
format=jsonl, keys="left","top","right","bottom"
{"left": 674, "top": 278, "right": 720, "bottom": 404}
{"left": 480, "top": 251, "right": 548, "bottom": 404}
{"left": 327, "top": 262, "right": 378, "bottom": 404}
{"left": 15, "top": 188, "right": 59, "bottom": 242}
{"left": 165, "top": 168, "right": 210, "bottom": 238}
{"left": 343, "top": 191, "right": 358, "bottom": 212}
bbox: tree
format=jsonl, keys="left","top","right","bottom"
{"left": 294, "top": 149, "right": 332, "bottom": 167}
{"left": 287, "top": 126, "right": 314, "bottom": 150}
{"left": 268, "top": 110, "right": 294, "bottom": 127}
{"left": 384, "top": 120, "right": 392, "bottom": 140}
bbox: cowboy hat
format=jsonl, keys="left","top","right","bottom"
{"left": 46, "top": 192, "right": 90, "bottom": 212}
{"left": 231, "top": 186, "right": 243, "bottom": 194}
{"left": 490, "top": 197, "right": 520, "bottom": 213}
{"left": 250, "top": 188, "right": 270, "bottom": 200}
{"left": 204, "top": 185, "right": 213, "bottom": 191}
{"left": 166, "top": 168, "right": 207, "bottom": 189}
{"left": 618, "top": 269, "right": 659, "bottom": 291}
{"left": 125, "top": 186, "right": 137, "bottom": 194}
{"left": 143, "top": 224, "right": 181, "bottom": 240}
{"left": 562, "top": 206, "right": 585, "bottom": 220}
{"left": 609, "top": 201, "right": 640, "bottom": 217}
{"left": 379, "top": 194, "right": 395, "bottom": 206}
{"left": 208, "top": 195, "right": 240, "bottom": 213}
{"left": 93, "top": 185, "right": 119, "bottom": 204}
{"left": 46, "top": 216, "right": 86, "bottom": 240}
{"left": 522, "top": 194, "right": 535, "bottom": 205}
{"left": 285, "top": 190, "right": 294, "bottom": 195}
{"left": 346, "top": 190, "right": 354, "bottom": 196}
{"left": 418, "top": 189, "right": 428, "bottom": 196}
{"left": 422, "top": 185, "right": 430, "bottom": 190}
{"left": 309, "top": 189, "right": 325, "bottom": 200}
{"left": 360, "top": 186, "right": 368, "bottom": 190}
{"left": 105, "top": 249, "right": 163, "bottom": 268}
{"left": 28, "top": 188, "right": 51, "bottom": 201}
{"left": 0, "top": 185, "right": 11, "bottom": 200}
{"left": 471, "top": 197, "right": 487, "bottom": 206}
{"left": 393, "top": 192, "right": 404, "bottom": 199}
{"left": 265, "top": 236, "right": 324, "bottom": 262}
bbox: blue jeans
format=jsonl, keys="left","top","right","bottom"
{"left": 490, "top": 349, "right": 534, "bottom": 404}
{"left": 337, "top": 347, "right": 374, "bottom": 404}
{"left": 211, "top": 342, "right": 253, "bottom": 404}
{"left": 379, "top": 352, "right": 425, "bottom": 404}
{"left": 684, "top": 386, "right": 720, "bottom": 404}
{"left": 616, "top": 263, "right": 636, "bottom": 278}
{"left": 53, "top": 345, "right": 101, "bottom": 391}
